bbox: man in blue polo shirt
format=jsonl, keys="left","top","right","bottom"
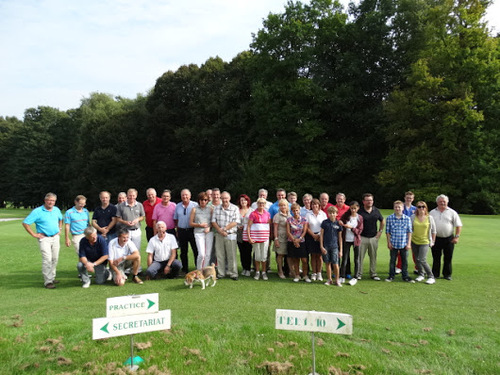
{"left": 22, "top": 192, "right": 63, "bottom": 289}
{"left": 65, "top": 195, "right": 90, "bottom": 255}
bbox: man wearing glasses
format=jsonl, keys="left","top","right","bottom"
{"left": 174, "top": 189, "right": 198, "bottom": 274}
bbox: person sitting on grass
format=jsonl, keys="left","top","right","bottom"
{"left": 385, "top": 200, "right": 413, "bottom": 283}
{"left": 320, "top": 206, "right": 343, "bottom": 287}
{"left": 108, "top": 228, "right": 143, "bottom": 285}
{"left": 77, "top": 226, "right": 110, "bottom": 288}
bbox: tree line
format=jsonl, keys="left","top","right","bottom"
{"left": 1, "top": 0, "right": 499, "bottom": 213}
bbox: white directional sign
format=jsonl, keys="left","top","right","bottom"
{"left": 106, "top": 293, "right": 159, "bottom": 318}
{"left": 275, "top": 309, "right": 353, "bottom": 335}
{"left": 93, "top": 310, "right": 171, "bottom": 340}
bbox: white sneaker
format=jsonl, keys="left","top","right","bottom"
{"left": 241, "top": 270, "right": 246, "bottom": 276}
{"left": 348, "top": 278, "right": 358, "bottom": 286}
{"left": 415, "top": 276, "right": 425, "bottom": 282}
{"left": 317, "top": 273, "right": 323, "bottom": 281}
{"left": 372, "top": 276, "right": 381, "bottom": 281}
{"left": 254, "top": 271, "right": 260, "bottom": 280}
{"left": 395, "top": 267, "right": 402, "bottom": 274}
{"left": 304, "top": 276, "right": 312, "bottom": 283}
{"left": 425, "top": 278, "right": 436, "bottom": 285}
{"left": 339, "top": 277, "right": 345, "bottom": 284}
{"left": 311, "top": 273, "right": 317, "bottom": 281}
{"left": 293, "top": 277, "right": 300, "bottom": 283}
{"left": 82, "top": 281, "right": 90, "bottom": 288}
{"left": 262, "top": 272, "right": 268, "bottom": 281}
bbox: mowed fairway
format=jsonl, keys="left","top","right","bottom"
{"left": 0, "top": 209, "right": 499, "bottom": 375}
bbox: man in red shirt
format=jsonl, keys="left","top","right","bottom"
{"left": 143, "top": 188, "right": 161, "bottom": 242}
{"left": 320, "top": 192, "right": 334, "bottom": 214}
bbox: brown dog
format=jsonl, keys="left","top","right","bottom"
{"left": 184, "top": 263, "right": 217, "bottom": 289}
{"left": 201, "top": 263, "right": 217, "bottom": 288}
{"left": 184, "top": 270, "right": 205, "bottom": 289}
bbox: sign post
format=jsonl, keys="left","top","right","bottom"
{"left": 93, "top": 293, "right": 169, "bottom": 371}
{"left": 275, "top": 309, "right": 353, "bottom": 375}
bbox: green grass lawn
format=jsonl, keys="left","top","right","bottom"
{"left": 0, "top": 209, "right": 499, "bottom": 374}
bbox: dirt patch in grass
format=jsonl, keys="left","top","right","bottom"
{"left": 257, "top": 360, "right": 294, "bottom": 374}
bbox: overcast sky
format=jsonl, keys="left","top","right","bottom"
{"left": 1, "top": 0, "right": 499, "bottom": 119}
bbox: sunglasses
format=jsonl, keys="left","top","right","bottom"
{"left": 417, "top": 205, "right": 425, "bottom": 209}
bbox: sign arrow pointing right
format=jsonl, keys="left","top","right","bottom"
{"left": 336, "top": 318, "right": 346, "bottom": 330}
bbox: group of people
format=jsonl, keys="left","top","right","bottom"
{"left": 22, "top": 188, "right": 462, "bottom": 289}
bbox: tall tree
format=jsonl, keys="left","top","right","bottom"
{"left": 379, "top": 0, "right": 500, "bottom": 213}
{"left": 3, "top": 107, "right": 74, "bottom": 207}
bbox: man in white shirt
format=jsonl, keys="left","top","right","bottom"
{"left": 429, "top": 194, "right": 462, "bottom": 280}
{"left": 108, "top": 229, "right": 143, "bottom": 285}
{"left": 146, "top": 221, "right": 182, "bottom": 279}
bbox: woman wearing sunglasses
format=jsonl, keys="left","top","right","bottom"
{"left": 189, "top": 192, "right": 214, "bottom": 270}
{"left": 410, "top": 201, "right": 437, "bottom": 284}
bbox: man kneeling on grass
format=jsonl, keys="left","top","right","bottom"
{"left": 108, "top": 228, "right": 143, "bottom": 285}
{"left": 77, "top": 226, "right": 110, "bottom": 288}
{"left": 145, "top": 221, "right": 182, "bottom": 280}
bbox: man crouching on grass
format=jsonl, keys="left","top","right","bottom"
{"left": 108, "top": 228, "right": 143, "bottom": 285}
{"left": 77, "top": 226, "right": 110, "bottom": 288}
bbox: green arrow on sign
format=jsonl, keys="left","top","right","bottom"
{"left": 337, "top": 318, "right": 345, "bottom": 330}
{"left": 147, "top": 299, "right": 155, "bottom": 309}
{"left": 100, "top": 323, "right": 109, "bottom": 334}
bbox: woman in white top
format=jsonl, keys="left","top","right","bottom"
{"left": 189, "top": 192, "right": 213, "bottom": 269}
{"left": 305, "top": 198, "right": 327, "bottom": 281}
{"left": 339, "top": 201, "right": 364, "bottom": 285}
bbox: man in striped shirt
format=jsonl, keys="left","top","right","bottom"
{"left": 211, "top": 191, "right": 240, "bottom": 280}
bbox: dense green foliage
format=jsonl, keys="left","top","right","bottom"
{"left": 1, "top": 0, "right": 498, "bottom": 212}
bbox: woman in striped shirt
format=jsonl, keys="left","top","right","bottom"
{"left": 247, "top": 198, "right": 272, "bottom": 280}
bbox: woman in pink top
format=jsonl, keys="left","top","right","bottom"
{"left": 247, "top": 198, "right": 271, "bottom": 280}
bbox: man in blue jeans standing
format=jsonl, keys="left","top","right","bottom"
{"left": 385, "top": 200, "right": 413, "bottom": 282}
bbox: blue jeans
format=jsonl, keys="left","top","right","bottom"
{"left": 389, "top": 248, "right": 408, "bottom": 279}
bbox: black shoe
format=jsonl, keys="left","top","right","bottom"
{"left": 230, "top": 276, "right": 238, "bottom": 281}
{"left": 45, "top": 283, "right": 56, "bottom": 289}
{"left": 403, "top": 278, "right": 415, "bottom": 283}
{"left": 444, "top": 276, "right": 452, "bottom": 280}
